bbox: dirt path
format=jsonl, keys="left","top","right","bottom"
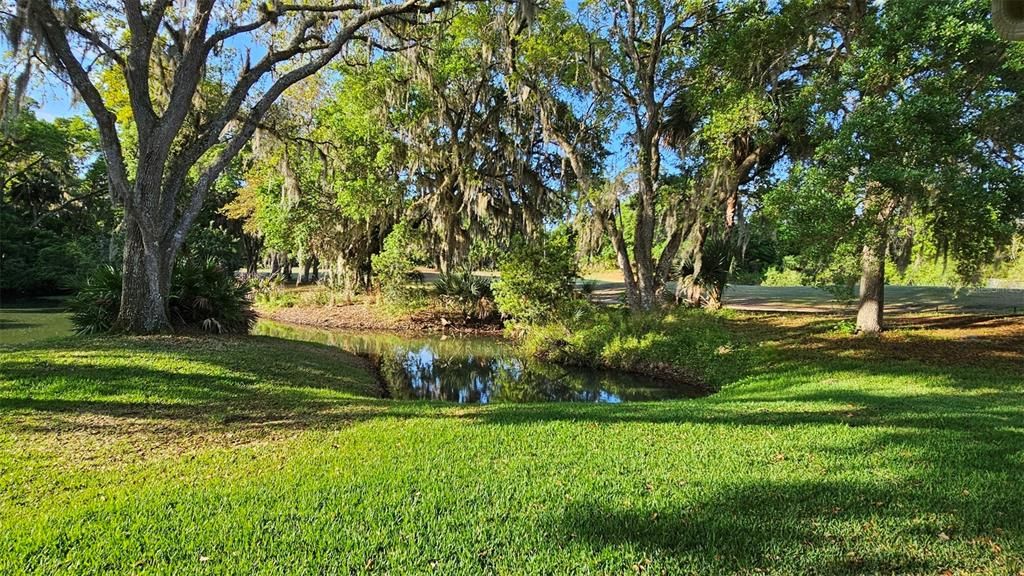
{"left": 578, "top": 271, "right": 1024, "bottom": 315}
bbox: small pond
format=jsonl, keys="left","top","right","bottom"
{"left": 253, "top": 319, "right": 705, "bottom": 404}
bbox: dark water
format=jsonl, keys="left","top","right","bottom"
{"left": 253, "top": 320, "right": 705, "bottom": 404}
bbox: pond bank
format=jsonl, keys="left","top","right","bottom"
{"left": 253, "top": 319, "right": 706, "bottom": 403}
{"left": 257, "top": 302, "right": 503, "bottom": 336}
{"left": 254, "top": 305, "right": 734, "bottom": 393}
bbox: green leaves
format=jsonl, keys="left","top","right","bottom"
{"left": 774, "top": 0, "right": 1024, "bottom": 287}
{"left": 492, "top": 228, "right": 578, "bottom": 325}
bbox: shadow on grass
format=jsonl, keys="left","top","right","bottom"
{"left": 3, "top": 324, "right": 1024, "bottom": 572}
{"left": 1, "top": 318, "right": 1022, "bottom": 456}
{"left": 555, "top": 475, "right": 1021, "bottom": 574}
{"left": 0, "top": 320, "right": 37, "bottom": 330}
{"left": 0, "top": 335, "right": 435, "bottom": 443}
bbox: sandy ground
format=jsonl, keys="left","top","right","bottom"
{"left": 577, "top": 270, "right": 1024, "bottom": 314}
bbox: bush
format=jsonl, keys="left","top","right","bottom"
{"left": 170, "top": 259, "right": 255, "bottom": 333}
{"left": 680, "top": 236, "right": 734, "bottom": 308}
{"left": 184, "top": 224, "right": 243, "bottom": 272}
{"left": 434, "top": 271, "right": 495, "bottom": 319}
{"left": 68, "top": 265, "right": 122, "bottom": 334}
{"left": 522, "top": 307, "right": 745, "bottom": 389}
{"left": 371, "top": 222, "right": 418, "bottom": 305}
{"left": 818, "top": 281, "right": 857, "bottom": 305}
{"left": 249, "top": 275, "right": 287, "bottom": 307}
{"left": 1, "top": 212, "right": 107, "bottom": 295}
{"left": 762, "top": 266, "right": 805, "bottom": 287}
{"left": 492, "top": 229, "right": 578, "bottom": 325}
{"left": 69, "top": 260, "right": 255, "bottom": 334}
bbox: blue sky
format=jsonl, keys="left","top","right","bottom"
{"left": 29, "top": 79, "right": 78, "bottom": 121}
{"left": 28, "top": 0, "right": 581, "bottom": 121}
{"left": 24, "top": 0, "right": 646, "bottom": 177}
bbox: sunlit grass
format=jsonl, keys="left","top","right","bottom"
{"left": 1, "top": 315, "right": 1023, "bottom": 574}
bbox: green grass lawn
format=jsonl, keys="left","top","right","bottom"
{"left": 0, "top": 298, "right": 73, "bottom": 345}
{"left": 2, "top": 316, "right": 1023, "bottom": 574}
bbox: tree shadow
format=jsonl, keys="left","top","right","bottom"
{"left": 554, "top": 475, "right": 1020, "bottom": 574}
{"left": 722, "top": 313, "right": 1024, "bottom": 388}
{"left": 3, "top": 323, "right": 1024, "bottom": 569}
{"left": 0, "top": 336, "right": 443, "bottom": 452}
{"left": 0, "top": 320, "right": 37, "bottom": 330}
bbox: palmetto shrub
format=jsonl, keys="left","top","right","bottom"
{"left": 170, "top": 259, "right": 255, "bottom": 333}
{"left": 69, "top": 259, "right": 254, "bottom": 334}
{"left": 434, "top": 271, "right": 495, "bottom": 319}
{"left": 68, "top": 265, "right": 122, "bottom": 334}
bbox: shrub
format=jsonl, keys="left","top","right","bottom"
{"left": 523, "top": 307, "right": 745, "bottom": 389}
{"left": 170, "top": 259, "right": 255, "bottom": 333}
{"left": 831, "top": 319, "right": 858, "bottom": 335}
{"left": 68, "top": 265, "right": 122, "bottom": 334}
{"left": 762, "top": 266, "right": 805, "bottom": 287}
{"left": 492, "top": 229, "right": 578, "bottom": 325}
{"left": 818, "top": 281, "right": 857, "bottom": 305}
{"left": 249, "top": 275, "right": 285, "bottom": 306}
{"left": 69, "top": 260, "right": 255, "bottom": 334}
{"left": 1, "top": 215, "right": 107, "bottom": 295}
{"left": 578, "top": 280, "right": 597, "bottom": 301}
{"left": 184, "top": 224, "right": 243, "bottom": 272}
{"left": 371, "top": 222, "right": 418, "bottom": 304}
{"left": 680, "top": 236, "right": 734, "bottom": 308}
{"left": 434, "top": 271, "right": 495, "bottom": 319}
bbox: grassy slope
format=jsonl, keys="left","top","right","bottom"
{"left": 1, "top": 317, "right": 1023, "bottom": 575}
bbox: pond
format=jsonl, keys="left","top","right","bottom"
{"left": 253, "top": 319, "right": 705, "bottom": 404}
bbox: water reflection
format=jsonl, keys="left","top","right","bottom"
{"left": 253, "top": 320, "right": 704, "bottom": 404}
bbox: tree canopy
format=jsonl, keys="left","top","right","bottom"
{"left": 2, "top": 0, "right": 1021, "bottom": 333}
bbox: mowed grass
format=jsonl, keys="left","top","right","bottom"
{"left": 0, "top": 298, "right": 74, "bottom": 345}
{"left": 1, "top": 316, "right": 1023, "bottom": 574}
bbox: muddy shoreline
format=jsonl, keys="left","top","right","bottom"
{"left": 256, "top": 303, "right": 505, "bottom": 337}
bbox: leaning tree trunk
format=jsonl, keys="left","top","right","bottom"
{"left": 603, "top": 217, "right": 641, "bottom": 310}
{"left": 114, "top": 218, "right": 172, "bottom": 333}
{"left": 632, "top": 148, "right": 660, "bottom": 311}
{"left": 856, "top": 233, "right": 886, "bottom": 334}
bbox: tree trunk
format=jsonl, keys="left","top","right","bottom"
{"left": 114, "top": 221, "right": 171, "bottom": 333}
{"left": 604, "top": 217, "right": 641, "bottom": 310}
{"left": 856, "top": 235, "right": 886, "bottom": 334}
{"left": 270, "top": 253, "right": 281, "bottom": 277}
{"left": 243, "top": 235, "right": 261, "bottom": 276}
{"left": 281, "top": 253, "right": 293, "bottom": 281}
{"left": 632, "top": 147, "right": 660, "bottom": 310}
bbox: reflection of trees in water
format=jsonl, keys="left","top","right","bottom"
{"left": 255, "top": 320, "right": 695, "bottom": 403}
{"left": 380, "top": 347, "right": 505, "bottom": 403}
{"left": 493, "top": 361, "right": 594, "bottom": 402}
{"left": 493, "top": 361, "right": 685, "bottom": 402}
